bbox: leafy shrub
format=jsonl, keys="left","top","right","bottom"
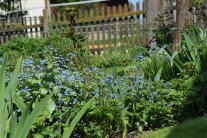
{"left": 47, "top": 23, "right": 90, "bottom": 67}
{"left": 152, "top": 13, "right": 174, "bottom": 47}
{"left": 139, "top": 46, "right": 179, "bottom": 81}
{"left": 0, "top": 37, "right": 47, "bottom": 62}
{"left": 12, "top": 46, "right": 97, "bottom": 137}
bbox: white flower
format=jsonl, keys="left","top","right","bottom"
{"left": 118, "top": 43, "right": 121, "bottom": 47}
{"left": 94, "top": 51, "right": 98, "bottom": 55}
{"left": 100, "top": 51, "right": 104, "bottom": 55}
{"left": 125, "top": 50, "right": 128, "bottom": 53}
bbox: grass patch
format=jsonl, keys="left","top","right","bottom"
{"left": 139, "top": 116, "right": 207, "bottom": 138}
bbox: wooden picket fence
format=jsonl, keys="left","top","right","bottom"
{"left": 49, "top": 2, "right": 147, "bottom": 50}
{"left": 0, "top": 2, "right": 148, "bottom": 50}
{"left": 0, "top": 16, "right": 44, "bottom": 44}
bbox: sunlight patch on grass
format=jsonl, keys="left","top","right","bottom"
{"left": 139, "top": 116, "right": 207, "bottom": 138}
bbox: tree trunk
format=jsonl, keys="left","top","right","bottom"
{"left": 173, "top": 0, "right": 190, "bottom": 51}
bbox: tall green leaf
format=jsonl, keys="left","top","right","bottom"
{"left": 183, "top": 32, "right": 196, "bottom": 62}
{"left": 0, "top": 63, "right": 6, "bottom": 138}
{"left": 5, "top": 57, "right": 22, "bottom": 102}
{"left": 13, "top": 93, "right": 26, "bottom": 112}
{"left": 154, "top": 67, "right": 163, "bottom": 81}
{"left": 0, "top": 62, "right": 5, "bottom": 108}
{"left": 62, "top": 98, "right": 94, "bottom": 138}
{"left": 15, "top": 93, "right": 53, "bottom": 138}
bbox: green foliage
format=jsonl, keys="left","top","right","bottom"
{"left": 152, "top": 13, "right": 174, "bottom": 47}
{"left": 160, "top": 25, "right": 207, "bottom": 116}
{"left": 0, "top": 37, "right": 47, "bottom": 66}
{"left": 0, "top": 57, "right": 53, "bottom": 138}
{"left": 62, "top": 98, "right": 94, "bottom": 137}
{"left": 91, "top": 46, "right": 146, "bottom": 68}
{"left": 192, "top": 0, "right": 204, "bottom": 6}
{"left": 92, "top": 50, "right": 131, "bottom": 68}
{"left": 47, "top": 23, "right": 90, "bottom": 67}
{"left": 3, "top": 24, "right": 207, "bottom": 137}
{"left": 140, "top": 47, "right": 178, "bottom": 81}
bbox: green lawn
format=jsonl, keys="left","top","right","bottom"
{"left": 139, "top": 116, "right": 207, "bottom": 138}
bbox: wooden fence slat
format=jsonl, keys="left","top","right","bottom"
{"left": 29, "top": 17, "right": 33, "bottom": 38}
{"left": 90, "top": 9, "right": 95, "bottom": 49}
{"left": 9, "top": 18, "right": 14, "bottom": 33}
{"left": 0, "top": 21, "right": 3, "bottom": 44}
{"left": 118, "top": 5, "right": 123, "bottom": 46}
{"left": 124, "top": 17, "right": 129, "bottom": 47}
{"left": 101, "top": 7, "right": 106, "bottom": 49}
{"left": 0, "top": 36, "right": 4, "bottom": 45}
{"left": 120, "top": 18, "right": 124, "bottom": 46}
{"left": 113, "top": 5, "right": 116, "bottom": 16}
{"left": 39, "top": 16, "right": 44, "bottom": 37}
{"left": 124, "top": 3, "right": 128, "bottom": 16}
{"left": 85, "top": 22, "right": 89, "bottom": 47}
{"left": 113, "top": 18, "right": 118, "bottom": 47}
{"left": 142, "top": 0, "right": 147, "bottom": 46}
{"left": 96, "top": 21, "right": 100, "bottom": 49}
{"left": 107, "top": 7, "right": 111, "bottom": 48}
{"left": 20, "top": 17, "right": 24, "bottom": 38}
{"left": 83, "top": 9, "right": 89, "bottom": 47}
{"left": 34, "top": 16, "right": 38, "bottom": 37}
{"left": 130, "top": 16, "right": 134, "bottom": 46}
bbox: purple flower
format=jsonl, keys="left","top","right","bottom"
{"left": 75, "top": 84, "right": 78, "bottom": 89}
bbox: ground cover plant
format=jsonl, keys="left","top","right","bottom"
{"left": 1, "top": 24, "right": 207, "bottom": 137}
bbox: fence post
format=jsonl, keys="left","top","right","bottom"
{"left": 136, "top": 2, "right": 141, "bottom": 46}
{"left": 173, "top": 0, "right": 190, "bottom": 51}
{"left": 43, "top": 0, "right": 50, "bottom": 35}
{"left": 90, "top": 9, "right": 95, "bottom": 49}
{"left": 43, "top": 9, "right": 49, "bottom": 35}
{"left": 101, "top": 7, "right": 106, "bottom": 49}
{"left": 142, "top": 0, "right": 147, "bottom": 46}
